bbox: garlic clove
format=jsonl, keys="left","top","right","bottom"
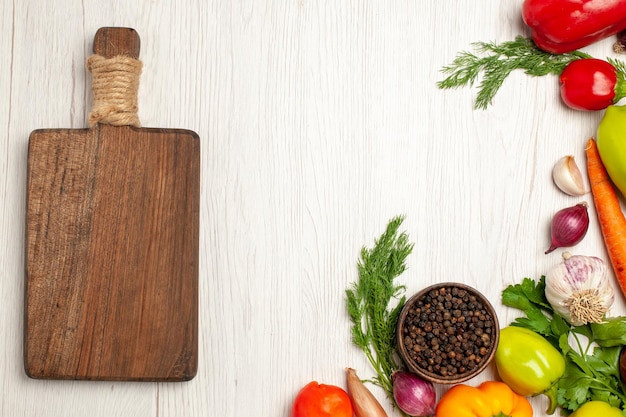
{"left": 553, "top": 155, "right": 587, "bottom": 196}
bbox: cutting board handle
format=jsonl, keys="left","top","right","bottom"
{"left": 87, "top": 27, "right": 142, "bottom": 127}
{"left": 93, "top": 27, "right": 140, "bottom": 59}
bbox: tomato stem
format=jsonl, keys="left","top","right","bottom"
{"left": 614, "top": 78, "right": 626, "bottom": 104}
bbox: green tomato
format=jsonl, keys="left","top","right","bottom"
{"left": 495, "top": 326, "right": 565, "bottom": 396}
{"left": 597, "top": 105, "right": 626, "bottom": 197}
{"left": 570, "top": 401, "right": 623, "bottom": 417}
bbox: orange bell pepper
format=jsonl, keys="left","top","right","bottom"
{"left": 435, "top": 381, "right": 533, "bottom": 417}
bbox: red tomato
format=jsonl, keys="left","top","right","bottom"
{"left": 291, "top": 381, "right": 353, "bottom": 417}
{"left": 559, "top": 58, "right": 619, "bottom": 111}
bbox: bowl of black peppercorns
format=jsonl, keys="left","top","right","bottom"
{"left": 396, "top": 282, "right": 499, "bottom": 384}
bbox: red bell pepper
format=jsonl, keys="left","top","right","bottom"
{"left": 522, "top": 0, "right": 626, "bottom": 54}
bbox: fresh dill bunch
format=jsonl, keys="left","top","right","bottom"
{"left": 345, "top": 215, "right": 414, "bottom": 404}
{"left": 437, "top": 36, "right": 591, "bottom": 109}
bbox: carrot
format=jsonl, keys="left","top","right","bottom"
{"left": 585, "top": 138, "right": 626, "bottom": 298}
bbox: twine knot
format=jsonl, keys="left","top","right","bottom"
{"left": 86, "top": 54, "right": 143, "bottom": 127}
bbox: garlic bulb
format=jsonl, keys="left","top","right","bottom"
{"left": 545, "top": 252, "right": 614, "bottom": 326}
{"left": 552, "top": 155, "right": 586, "bottom": 196}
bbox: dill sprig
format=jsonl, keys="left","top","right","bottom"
{"left": 437, "top": 36, "right": 591, "bottom": 109}
{"left": 346, "top": 215, "right": 414, "bottom": 407}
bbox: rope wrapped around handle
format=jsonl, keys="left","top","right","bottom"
{"left": 86, "top": 54, "right": 143, "bottom": 127}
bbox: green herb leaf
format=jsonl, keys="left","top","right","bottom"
{"left": 587, "top": 346, "right": 621, "bottom": 379}
{"left": 549, "top": 313, "right": 571, "bottom": 341}
{"left": 502, "top": 277, "right": 549, "bottom": 308}
{"left": 510, "top": 312, "right": 551, "bottom": 335}
{"left": 569, "top": 350, "right": 594, "bottom": 377}
{"left": 557, "top": 365, "right": 591, "bottom": 411}
{"left": 558, "top": 333, "right": 572, "bottom": 356}
{"left": 591, "top": 317, "right": 626, "bottom": 347}
{"left": 592, "top": 346, "right": 622, "bottom": 378}
{"left": 345, "top": 216, "right": 413, "bottom": 412}
{"left": 501, "top": 277, "right": 556, "bottom": 336}
{"left": 438, "top": 36, "right": 592, "bottom": 109}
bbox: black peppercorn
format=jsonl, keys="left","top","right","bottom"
{"left": 400, "top": 285, "right": 496, "bottom": 379}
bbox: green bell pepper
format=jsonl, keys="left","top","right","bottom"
{"left": 495, "top": 326, "right": 565, "bottom": 414}
{"left": 570, "top": 400, "right": 623, "bottom": 417}
{"left": 597, "top": 105, "right": 626, "bottom": 197}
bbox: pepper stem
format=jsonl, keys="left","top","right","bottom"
{"left": 543, "top": 383, "right": 559, "bottom": 415}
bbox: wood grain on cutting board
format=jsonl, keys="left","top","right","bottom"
{"left": 24, "top": 28, "right": 200, "bottom": 381}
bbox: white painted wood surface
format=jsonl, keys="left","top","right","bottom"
{"left": 1, "top": 1, "right": 624, "bottom": 416}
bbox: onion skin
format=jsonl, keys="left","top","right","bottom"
{"left": 392, "top": 371, "right": 436, "bottom": 417}
{"left": 545, "top": 202, "right": 589, "bottom": 254}
{"left": 346, "top": 368, "right": 388, "bottom": 417}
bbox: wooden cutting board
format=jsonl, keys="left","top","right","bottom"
{"left": 25, "top": 27, "right": 199, "bottom": 381}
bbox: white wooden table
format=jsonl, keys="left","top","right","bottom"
{"left": 1, "top": 1, "right": 624, "bottom": 416}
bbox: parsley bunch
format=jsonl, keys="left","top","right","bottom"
{"left": 502, "top": 277, "right": 626, "bottom": 412}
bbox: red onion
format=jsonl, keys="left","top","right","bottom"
{"left": 391, "top": 371, "right": 436, "bottom": 416}
{"left": 545, "top": 202, "right": 589, "bottom": 254}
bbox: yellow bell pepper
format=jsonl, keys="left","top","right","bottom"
{"left": 435, "top": 381, "right": 533, "bottom": 417}
{"left": 495, "top": 326, "right": 564, "bottom": 414}
{"left": 570, "top": 401, "right": 623, "bottom": 417}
